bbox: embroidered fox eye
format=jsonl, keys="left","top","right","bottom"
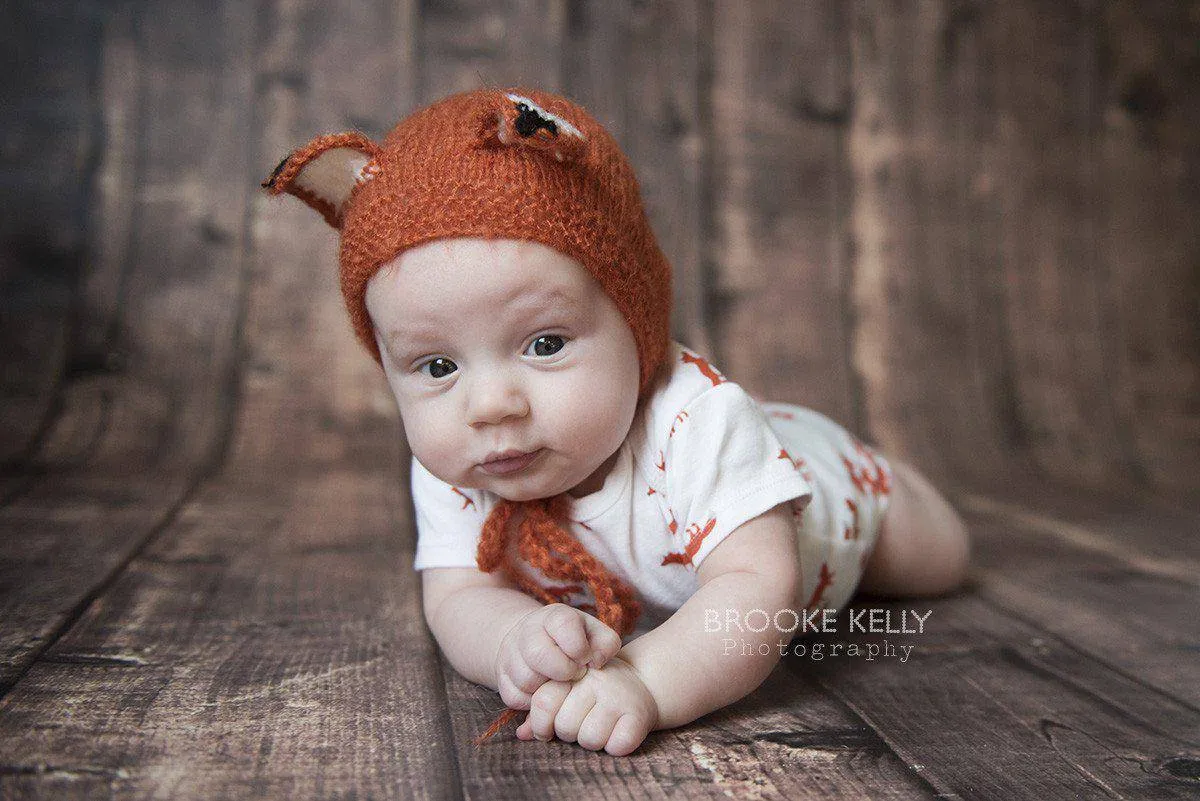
{"left": 527, "top": 335, "right": 565, "bottom": 357}
{"left": 420, "top": 357, "right": 457, "bottom": 379}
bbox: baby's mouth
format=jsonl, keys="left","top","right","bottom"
{"left": 478, "top": 449, "right": 544, "bottom": 476}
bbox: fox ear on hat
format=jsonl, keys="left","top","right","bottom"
{"left": 261, "top": 132, "right": 381, "bottom": 228}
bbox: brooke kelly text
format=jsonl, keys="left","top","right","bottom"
{"left": 704, "top": 607, "right": 933, "bottom": 635}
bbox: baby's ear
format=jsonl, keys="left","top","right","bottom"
{"left": 261, "top": 132, "right": 381, "bottom": 228}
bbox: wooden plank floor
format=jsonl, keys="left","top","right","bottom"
{"left": 3, "top": 1, "right": 1199, "bottom": 798}
{"left": 3, "top": 442, "right": 1198, "bottom": 798}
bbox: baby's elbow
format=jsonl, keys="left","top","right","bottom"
{"left": 696, "top": 502, "right": 802, "bottom": 608}
{"left": 726, "top": 563, "right": 799, "bottom": 612}
{"left": 762, "top": 565, "right": 800, "bottom": 611}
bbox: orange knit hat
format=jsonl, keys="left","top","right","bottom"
{"left": 262, "top": 87, "right": 672, "bottom": 397}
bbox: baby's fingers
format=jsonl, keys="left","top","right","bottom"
{"left": 575, "top": 704, "right": 621, "bottom": 752}
{"left": 523, "top": 628, "right": 586, "bottom": 682}
{"left": 497, "top": 672, "right": 533, "bottom": 711}
{"left": 605, "top": 713, "right": 652, "bottom": 757}
{"left": 521, "top": 680, "right": 572, "bottom": 742}
{"left": 497, "top": 648, "right": 550, "bottom": 697}
{"left": 542, "top": 604, "right": 592, "bottom": 663}
{"left": 581, "top": 614, "right": 623, "bottom": 669}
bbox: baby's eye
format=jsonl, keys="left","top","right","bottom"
{"left": 526, "top": 335, "right": 566, "bottom": 358}
{"left": 419, "top": 357, "right": 457, "bottom": 379}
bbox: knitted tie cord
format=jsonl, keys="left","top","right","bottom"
{"left": 471, "top": 494, "right": 642, "bottom": 746}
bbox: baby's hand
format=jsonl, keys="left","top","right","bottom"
{"left": 493, "top": 603, "right": 624, "bottom": 713}
{"left": 515, "top": 655, "right": 658, "bottom": 756}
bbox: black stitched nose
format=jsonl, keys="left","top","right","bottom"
{"left": 514, "top": 101, "right": 558, "bottom": 137}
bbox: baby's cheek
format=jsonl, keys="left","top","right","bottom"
{"left": 562, "top": 381, "right": 629, "bottom": 446}
{"left": 400, "top": 405, "right": 459, "bottom": 476}
{"left": 595, "top": 375, "right": 639, "bottom": 442}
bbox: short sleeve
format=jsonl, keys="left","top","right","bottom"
{"left": 410, "top": 456, "right": 488, "bottom": 571}
{"left": 662, "top": 383, "right": 812, "bottom": 569}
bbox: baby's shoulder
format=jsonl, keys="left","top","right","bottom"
{"left": 627, "top": 341, "right": 762, "bottom": 462}
{"left": 638, "top": 341, "right": 756, "bottom": 427}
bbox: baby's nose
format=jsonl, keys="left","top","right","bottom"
{"left": 466, "top": 370, "right": 531, "bottom": 427}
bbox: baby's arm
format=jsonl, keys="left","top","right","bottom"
{"left": 618, "top": 500, "right": 800, "bottom": 729}
{"left": 421, "top": 568, "right": 622, "bottom": 708}
{"left": 515, "top": 500, "right": 801, "bottom": 752}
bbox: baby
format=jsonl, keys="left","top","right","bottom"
{"left": 264, "top": 88, "right": 971, "bottom": 757}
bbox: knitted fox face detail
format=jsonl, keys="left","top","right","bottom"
{"left": 261, "top": 87, "right": 672, "bottom": 399}
{"left": 481, "top": 93, "right": 588, "bottom": 164}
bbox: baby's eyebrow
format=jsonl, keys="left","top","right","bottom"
{"left": 381, "top": 319, "right": 448, "bottom": 358}
{"left": 382, "top": 286, "right": 586, "bottom": 355}
{"left": 508, "top": 287, "right": 583, "bottom": 316}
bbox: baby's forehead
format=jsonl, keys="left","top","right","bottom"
{"left": 380, "top": 238, "right": 598, "bottom": 296}
{"left": 370, "top": 247, "right": 605, "bottom": 323}
{"left": 392, "top": 236, "right": 573, "bottom": 269}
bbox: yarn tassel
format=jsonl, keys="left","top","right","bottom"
{"left": 472, "top": 495, "right": 642, "bottom": 746}
{"left": 473, "top": 708, "right": 521, "bottom": 747}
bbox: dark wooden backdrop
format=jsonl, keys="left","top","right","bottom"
{"left": 4, "top": 1, "right": 1198, "bottom": 501}
{"left": 2, "top": 1, "right": 1198, "bottom": 799}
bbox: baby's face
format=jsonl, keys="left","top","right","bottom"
{"left": 366, "top": 238, "right": 642, "bottom": 502}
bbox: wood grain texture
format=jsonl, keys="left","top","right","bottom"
{"left": 848, "top": 1, "right": 1017, "bottom": 486}
{"left": 34, "top": 0, "right": 257, "bottom": 476}
{"left": 565, "top": 0, "right": 713, "bottom": 357}
{"left": 418, "top": 0, "right": 567, "bottom": 98}
{"left": 0, "top": 0, "right": 255, "bottom": 702}
{"left": 712, "top": 1, "right": 858, "bottom": 427}
{"left": 960, "top": 476, "right": 1200, "bottom": 708}
{"left": 0, "top": 473, "right": 192, "bottom": 691}
{"left": 954, "top": 470, "right": 1200, "bottom": 573}
{"left": 1096, "top": 0, "right": 1200, "bottom": 501}
{"left": 0, "top": 464, "right": 446, "bottom": 800}
{"left": 806, "top": 593, "right": 1200, "bottom": 800}
{"left": 447, "top": 653, "right": 938, "bottom": 799}
{"left": 983, "top": 1, "right": 1134, "bottom": 492}
{"left": 0, "top": 3, "right": 103, "bottom": 463}
{"left": 75, "top": 0, "right": 141, "bottom": 366}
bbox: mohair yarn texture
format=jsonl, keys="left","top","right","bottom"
{"left": 264, "top": 88, "right": 672, "bottom": 745}
{"left": 264, "top": 87, "right": 672, "bottom": 395}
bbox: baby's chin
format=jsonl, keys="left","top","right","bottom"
{"left": 480, "top": 481, "right": 565, "bottom": 503}
{"left": 468, "top": 473, "right": 584, "bottom": 503}
{"left": 424, "top": 454, "right": 585, "bottom": 502}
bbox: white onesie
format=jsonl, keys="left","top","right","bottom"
{"left": 411, "top": 340, "right": 894, "bottom": 639}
